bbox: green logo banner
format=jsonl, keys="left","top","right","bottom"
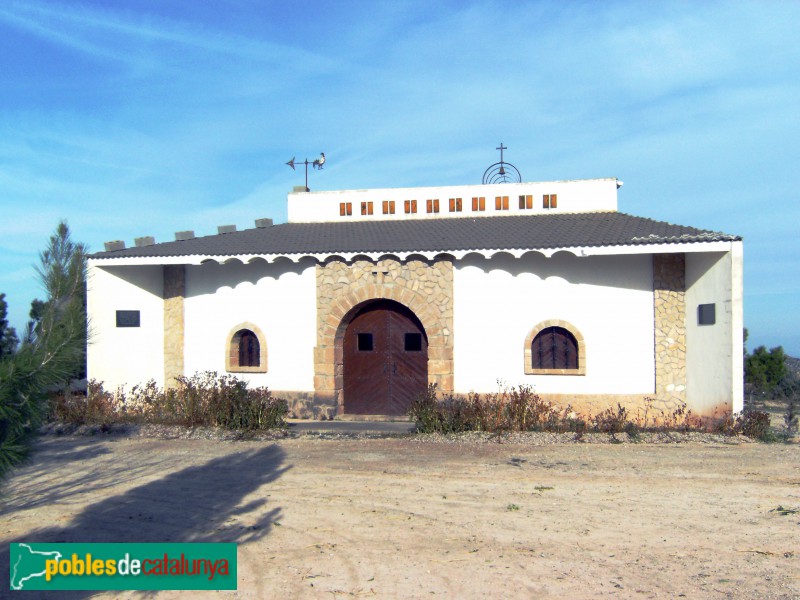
{"left": 9, "top": 543, "right": 237, "bottom": 591}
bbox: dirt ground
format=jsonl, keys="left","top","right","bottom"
{"left": 1, "top": 430, "right": 799, "bottom": 599}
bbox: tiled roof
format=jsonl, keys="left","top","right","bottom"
{"left": 89, "top": 212, "right": 741, "bottom": 259}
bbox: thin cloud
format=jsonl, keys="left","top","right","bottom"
{"left": 0, "top": 0, "right": 343, "bottom": 73}
{"left": 0, "top": 1, "right": 798, "bottom": 353}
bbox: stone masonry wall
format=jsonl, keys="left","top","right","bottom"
{"left": 163, "top": 265, "right": 185, "bottom": 389}
{"left": 315, "top": 258, "right": 454, "bottom": 416}
{"left": 653, "top": 253, "right": 686, "bottom": 410}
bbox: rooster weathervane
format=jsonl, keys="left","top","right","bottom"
{"left": 286, "top": 152, "right": 326, "bottom": 191}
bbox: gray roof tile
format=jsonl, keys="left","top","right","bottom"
{"left": 89, "top": 212, "right": 741, "bottom": 259}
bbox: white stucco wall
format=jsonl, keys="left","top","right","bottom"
{"left": 183, "top": 259, "right": 317, "bottom": 390}
{"left": 453, "top": 253, "right": 655, "bottom": 394}
{"left": 86, "top": 263, "right": 165, "bottom": 388}
{"left": 685, "top": 244, "right": 744, "bottom": 414}
{"left": 288, "top": 178, "right": 620, "bottom": 223}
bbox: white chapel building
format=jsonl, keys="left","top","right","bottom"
{"left": 87, "top": 175, "right": 743, "bottom": 419}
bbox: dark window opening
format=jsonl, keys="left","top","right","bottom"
{"left": 116, "top": 310, "right": 140, "bottom": 327}
{"left": 532, "top": 326, "right": 578, "bottom": 370}
{"left": 404, "top": 333, "right": 423, "bottom": 352}
{"left": 238, "top": 330, "right": 260, "bottom": 367}
{"left": 698, "top": 303, "right": 716, "bottom": 326}
{"left": 357, "top": 333, "right": 374, "bottom": 352}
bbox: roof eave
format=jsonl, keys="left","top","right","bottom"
{"left": 86, "top": 239, "right": 741, "bottom": 267}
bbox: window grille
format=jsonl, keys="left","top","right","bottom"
{"left": 532, "top": 327, "right": 578, "bottom": 370}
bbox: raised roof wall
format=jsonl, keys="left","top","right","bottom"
{"left": 288, "top": 178, "right": 620, "bottom": 223}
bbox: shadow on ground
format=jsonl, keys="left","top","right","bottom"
{"left": 1, "top": 443, "right": 289, "bottom": 598}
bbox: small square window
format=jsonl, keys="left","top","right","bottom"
{"left": 495, "top": 196, "right": 509, "bottom": 210}
{"left": 698, "top": 303, "right": 716, "bottom": 326}
{"left": 404, "top": 200, "right": 417, "bottom": 214}
{"left": 404, "top": 333, "right": 422, "bottom": 352}
{"left": 116, "top": 310, "right": 140, "bottom": 327}
{"left": 543, "top": 194, "right": 558, "bottom": 209}
{"left": 340, "top": 202, "right": 352, "bottom": 216}
{"left": 472, "top": 197, "right": 485, "bottom": 211}
{"left": 357, "top": 333, "right": 374, "bottom": 351}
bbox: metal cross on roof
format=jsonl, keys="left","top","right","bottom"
{"left": 497, "top": 143, "right": 507, "bottom": 162}
{"left": 482, "top": 142, "right": 521, "bottom": 184}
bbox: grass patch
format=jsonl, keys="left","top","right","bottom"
{"left": 769, "top": 505, "right": 799, "bottom": 516}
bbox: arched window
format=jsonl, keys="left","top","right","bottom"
{"left": 524, "top": 320, "right": 585, "bottom": 375}
{"left": 226, "top": 323, "right": 268, "bottom": 373}
{"left": 532, "top": 327, "right": 578, "bottom": 370}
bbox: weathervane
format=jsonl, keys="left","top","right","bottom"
{"left": 286, "top": 152, "right": 326, "bottom": 191}
{"left": 482, "top": 142, "right": 521, "bottom": 184}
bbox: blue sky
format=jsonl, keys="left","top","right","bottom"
{"left": 0, "top": 0, "right": 798, "bottom": 354}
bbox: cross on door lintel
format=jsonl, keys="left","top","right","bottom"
{"left": 371, "top": 268, "right": 389, "bottom": 284}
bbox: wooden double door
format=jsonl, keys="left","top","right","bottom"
{"left": 343, "top": 300, "right": 428, "bottom": 415}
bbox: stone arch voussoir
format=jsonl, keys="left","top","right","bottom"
{"left": 315, "top": 260, "right": 455, "bottom": 416}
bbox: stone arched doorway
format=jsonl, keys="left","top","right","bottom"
{"left": 342, "top": 299, "right": 428, "bottom": 415}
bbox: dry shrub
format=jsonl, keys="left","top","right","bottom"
{"left": 735, "top": 410, "right": 773, "bottom": 441}
{"left": 409, "top": 386, "right": 776, "bottom": 441}
{"left": 49, "top": 372, "right": 287, "bottom": 431}
{"left": 50, "top": 380, "right": 119, "bottom": 427}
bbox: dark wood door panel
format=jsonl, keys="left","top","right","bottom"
{"left": 343, "top": 300, "right": 428, "bottom": 416}
{"left": 343, "top": 305, "right": 389, "bottom": 414}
